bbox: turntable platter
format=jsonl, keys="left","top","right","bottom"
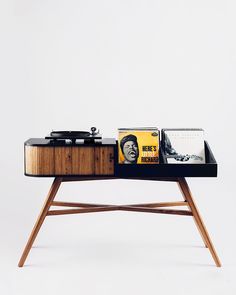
{"left": 50, "top": 131, "right": 91, "bottom": 138}
{"left": 45, "top": 127, "right": 102, "bottom": 143}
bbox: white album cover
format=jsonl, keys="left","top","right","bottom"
{"left": 163, "top": 129, "right": 205, "bottom": 164}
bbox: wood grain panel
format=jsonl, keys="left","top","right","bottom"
{"left": 95, "top": 147, "right": 114, "bottom": 175}
{"left": 54, "top": 147, "right": 72, "bottom": 175}
{"left": 25, "top": 145, "right": 115, "bottom": 176}
{"left": 25, "top": 146, "right": 55, "bottom": 175}
{"left": 71, "top": 147, "right": 94, "bottom": 175}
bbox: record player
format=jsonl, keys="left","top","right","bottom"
{"left": 24, "top": 127, "right": 116, "bottom": 176}
{"left": 45, "top": 127, "right": 102, "bottom": 144}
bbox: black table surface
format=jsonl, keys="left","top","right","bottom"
{"left": 25, "top": 138, "right": 116, "bottom": 146}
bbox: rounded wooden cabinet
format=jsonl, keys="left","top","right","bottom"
{"left": 25, "top": 139, "right": 116, "bottom": 176}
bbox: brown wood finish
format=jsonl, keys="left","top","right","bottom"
{"left": 25, "top": 146, "right": 115, "bottom": 176}
{"left": 25, "top": 146, "right": 55, "bottom": 175}
{"left": 130, "top": 201, "right": 187, "bottom": 208}
{"left": 47, "top": 206, "right": 119, "bottom": 216}
{"left": 18, "top": 177, "right": 62, "bottom": 267}
{"left": 177, "top": 178, "right": 221, "bottom": 267}
{"left": 178, "top": 179, "right": 209, "bottom": 249}
{"left": 54, "top": 147, "right": 72, "bottom": 175}
{"left": 47, "top": 207, "right": 192, "bottom": 216}
{"left": 51, "top": 200, "right": 187, "bottom": 208}
{"left": 49, "top": 200, "right": 191, "bottom": 216}
{"left": 71, "top": 147, "right": 94, "bottom": 175}
{"left": 117, "top": 206, "right": 193, "bottom": 216}
{"left": 52, "top": 201, "right": 109, "bottom": 207}
{"left": 95, "top": 147, "right": 114, "bottom": 175}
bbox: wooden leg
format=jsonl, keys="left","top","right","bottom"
{"left": 18, "top": 177, "right": 62, "bottom": 267}
{"left": 177, "top": 178, "right": 221, "bottom": 267}
{"left": 177, "top": 180, "right": 208, "bottom": 248}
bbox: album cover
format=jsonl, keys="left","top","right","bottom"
{"left": 118, "top": 128, "right": 159, "bottom": 164}
{"left": 162, "top": 129, "right": 205, "bottom": 164}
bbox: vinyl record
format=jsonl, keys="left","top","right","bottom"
{"left": 50, "top": 131, "right": 91, "bottom": 138}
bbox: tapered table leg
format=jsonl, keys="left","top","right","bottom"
{"left": 18, "top": 177, "right": 62, "bottom": 267}
{"left": 177, "top": 178, "right": 221, "bottom": 267}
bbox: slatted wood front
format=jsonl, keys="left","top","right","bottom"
{"left": 25, "top": 146, "right": 55, "bottom": 175}
{"left": 95, "top": 147, "right": 114, "bottom": 175}
{"left": 54, "top": 147, "right": 72, "bottom": 175}
{"left": 25, "top": 146, "right": 114, "bottom": 176}
{"left": 71, "top": 147, "right": 94, "bottom": 175}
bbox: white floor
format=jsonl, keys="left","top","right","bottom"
{"left": 1, "top": 177, "right": 235, "bottom": 295}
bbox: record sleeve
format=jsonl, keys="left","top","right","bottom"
{"left": 118, "top": 127, "right": 159, "bottom": 164}
{"left": 162, "top": 129, "right": 205, "bottom": 164}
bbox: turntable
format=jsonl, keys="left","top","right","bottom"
{"left": 45, "top": 127, "right": 102, "bottom": 144}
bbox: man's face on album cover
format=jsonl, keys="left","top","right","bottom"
{"left": 123, "top": 140, "right": 139, "bottom": 163}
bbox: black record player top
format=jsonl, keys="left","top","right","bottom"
{"left": 45, "top": 127, "right": 102, "bottom": 144}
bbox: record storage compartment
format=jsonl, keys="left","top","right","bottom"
{"left": 115, "top": 141, "right": 217, "bottom": 177}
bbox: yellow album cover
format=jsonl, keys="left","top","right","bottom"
{"left": 118, "top": 128, "right": 159, "bottom": 164}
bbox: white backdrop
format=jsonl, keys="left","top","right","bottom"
{"left": 0, "top": 0, "right": 236, "bottom": 294}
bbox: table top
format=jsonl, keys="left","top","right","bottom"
{"left": 25, "top": 138, "right": 116, "bottom": 146}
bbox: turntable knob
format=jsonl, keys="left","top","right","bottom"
{"left": 91, "top": 127, "right": 97, "bottom": 135}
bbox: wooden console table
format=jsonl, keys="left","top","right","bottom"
{"left": 18, "top": 139, "right": 221, "bottom": 267}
